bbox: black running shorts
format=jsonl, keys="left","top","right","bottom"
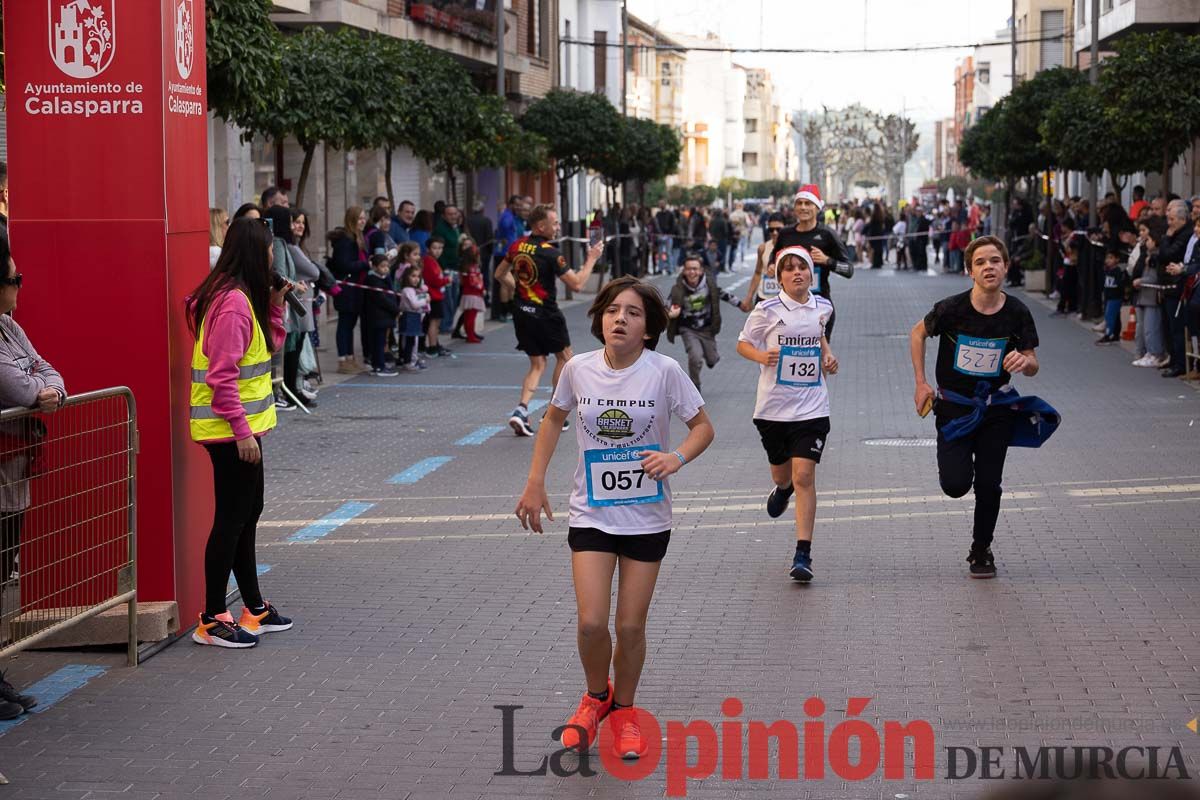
{"left": 753, "top": 417, "right": 831, "bottom": 465}
{"left": 568, "top": 527, "right": 671, "bottom": 562}
{"left": 513, "top": 309, "right": 571, "bottom": 357}
{"left": 427, "top": 298, "right": 444, "bottom": 320}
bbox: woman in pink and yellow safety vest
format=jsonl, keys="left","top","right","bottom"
{"left": 186, "top": 217, "right": 294, "bottom": 649}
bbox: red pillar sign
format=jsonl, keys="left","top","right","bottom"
{"left": 4, "top": 0, "right": 213, "bottom": 624}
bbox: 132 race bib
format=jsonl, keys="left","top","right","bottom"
{"left": 777, "top": 345, "right": 822, "bottom": 387}
{"left": 954, "top": 335, "right": 1005, "bottom": 377}
{"left": 584, "top": 445, "right": 664, "bottom": 507}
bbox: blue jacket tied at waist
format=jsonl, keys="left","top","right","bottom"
{"left": 938, "top": 381, "right": 1060, "bottom": 447}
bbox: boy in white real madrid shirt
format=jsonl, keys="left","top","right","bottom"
{"left": 736, "top": 246, "right": 839, "bottom": 583}
{"left": 515, "top": 277, "right": 715, "bottom": 761}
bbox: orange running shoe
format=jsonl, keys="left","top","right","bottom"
{"left": 559, "top": 681, "right": 613, "bottom": 750}
{"left": 238, "top": 601, "right": 293, "bottom": 635}
{"left": 610, "top": 707, "right": 649, "bottom": 760}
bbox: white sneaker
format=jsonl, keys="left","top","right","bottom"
{"left": 1091, "top": 321, "right": 1107, "bottom": 333}
{"left": 1154, "top": 355, "right": 1171, "bottom": 368}
{"left": 1132, "top": 356, "right": 1154, "bottom": 367}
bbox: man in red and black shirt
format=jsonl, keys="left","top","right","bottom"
{"left": 496, "top": 204, "right": 603, "bottom": 436}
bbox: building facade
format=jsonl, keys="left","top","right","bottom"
{"left": 740, "top": 68, "right": 774, "bottom": 182}
{"left": 1073, "top": 0, "right": 1200, "bottom": 199}
{"left": 1014, "top": 0, "right": 1074, "bottom": 82}
{"left": 209, "top": 0, "right": 558, "bottom": 249}
{"left": 557, "top": 0, "right": 623, "bottom": 220}
{"left": 668, "top": 31, "right": 744, "bottom": 188}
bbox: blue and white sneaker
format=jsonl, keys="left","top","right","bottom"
{"left": 766, "top": 485, "right": 794, "bottom": 518}
{"left": 509, "top": 406, "right": 534, "bottom": 437}
{"left": 789, "top": 550, "right": 814, "bottom": 583}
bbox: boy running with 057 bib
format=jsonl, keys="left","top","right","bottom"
{"left": 736, "top": 246, "right": 838, "bottom": 583}
{"left": 909, "top": 235, "right": 1058, "bottom": 578}
{"left": 515, "top": 277, "right": 714, "bottom": 760}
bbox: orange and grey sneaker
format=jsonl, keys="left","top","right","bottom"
{"left": 238, "top": 601, "right": 294, "bottom": 635}
{"left": 609, "top": 706, "right": 649, "bottom": 760}
{"left": 559, "top": 681, "right": 614, "bottom": 751}
{"left": 192, "top": 612, "right": 257, "bottom": 648}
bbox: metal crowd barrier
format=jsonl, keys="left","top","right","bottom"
{"left": 0, "top": 387, "right": 138, "bottom": 667}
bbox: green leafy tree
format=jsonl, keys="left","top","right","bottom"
{"left": 718, "top": 177, "right": 748, "bottom": 200}
{"left": 505, "top": 128, "right": 552, "bottom": 176}
{"left": 1098, "top": 31, "right": 1200, "bottom": 193}
{"left": 205, "top": 0, "right": 283, "bottom": 131}
{"left": 960, "top": 67, "right": 1085, "bottom": 186}
{"left": 592, "top": 117, "right": 680, "bottom": 204}
{"left": 1002, "top": 66, "right": 1086, "bottom": 178}
{"left": 429, "top": 93, "right": 516, "bottom": 205}
{"left": 521, "top": 89, "right": 623, "bottom": 219}
{"left": 1040, "top": 81, "right": 1143, "bottom": 193}
{"left": 687, "top": 185, "right": 718, "bottom": 206}
{"left": 665, "top": 185, "right": 688, "bottom": 206}
{"left": 372, "top": 37, "right": 477, "bottom": 205}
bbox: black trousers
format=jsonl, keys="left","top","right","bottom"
{"left": 935, "top": 404, "right": 1014, "bottom": 549}
{"left": 1, "top": 511, "right": 23, "bottom": 583}
{"left": 203, "top": 439, "right": 265, "bottom": 616}
{"left": 1164, "top": 296, "right": 1188, "bottom": 372}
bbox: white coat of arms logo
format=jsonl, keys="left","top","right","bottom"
{"left": 174, "top": 0, "right": 194, "bottom": 79}
{"left": 49, "top": 0, "right": 116, "bottom": 79}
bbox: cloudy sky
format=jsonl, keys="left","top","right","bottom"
{"left": 626, "top": 0, "right": 1015, "bottom": 123}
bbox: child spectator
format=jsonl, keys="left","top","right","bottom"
{"left": 666, "top": 253, "right": 723, "bottom": 391}
{"left": 1097, "top": 245, "right": 1130, "bottom": 345}
{"left": 397, "top": 260, "right": 431, "bottom": 372}
{"left": 893, "top": 214, "right": 908, "bottom": 270}
{"left": 422, "top": 236, "right": 451, "bottom": 357}
{"left": 363, "top": 254, "right": 400, "bottom": 376}
{"left": 458, "top": 241, "right": 486, "bottom": 344}
{"left": 1131, "top": 218, "right": 1170, "bottom": 368}
{"left": 947, "top": 221, "right": 969, "bottom": 273}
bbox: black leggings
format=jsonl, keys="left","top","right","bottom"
{"left": 283, "top": 340, "right": 302, "bottom": 396}
{"left": 1, "top": 511, "right": 23, "bottom": 584}
{"left": 935, "top": 405, "right": 1014, "bottom": 549}
{"left": 203, "top": 439, "right": 265, "bottom": 616}
{"left": 400, "top": 335, "right": 420, "bottom": 365}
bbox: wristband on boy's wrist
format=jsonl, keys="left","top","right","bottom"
{"left": 672, "top": 450, "right": 687, "bottom": 466}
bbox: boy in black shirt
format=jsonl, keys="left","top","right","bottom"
{"left": 909, "top": 236, "right": 1041, "bottom": 578}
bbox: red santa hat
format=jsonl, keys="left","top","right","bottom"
{"left": 793, "top": 184, "right": 824, "bottom": 210}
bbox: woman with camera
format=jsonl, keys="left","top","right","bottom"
{"left": 187, "top": 218, "right": 293, "bottom": 649}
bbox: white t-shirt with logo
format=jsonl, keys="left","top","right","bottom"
{"left": 551, "top": 349, "right": 705, "bottom": 536}
{"left": 738, "top": 291, "right": 832, "bottom": 422}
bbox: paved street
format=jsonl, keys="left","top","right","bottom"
{"left": 2, "top": 256, "right": 1199, "bottom": 799}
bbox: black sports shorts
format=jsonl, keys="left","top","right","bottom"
{"left": 513, "top": 309, "right": 571, "bottom": 357}
{"left": 753, "top": 417, "right": 831, "bottom": 465}
{"left": 568, "top": 527, "right": 670, "bottom": 562}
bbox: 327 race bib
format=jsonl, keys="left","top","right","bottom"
{"left": 954, "top": 335, "right": 1005, "bottom": 377}
{"left": 777, "top": 345, "right": 822, "bottom": 387}
{"left": 584, "top": 445, "right": 664, "bottom": 507}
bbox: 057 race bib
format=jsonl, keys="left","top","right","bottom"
{"left": 954, "top": 335, "right": 1006, "bottom": 377}
{"left": 584, "top": 445, "right": 664, "bottom": 508}
{"left": 776, "top": 345, "right": 822, "bottom": 387}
